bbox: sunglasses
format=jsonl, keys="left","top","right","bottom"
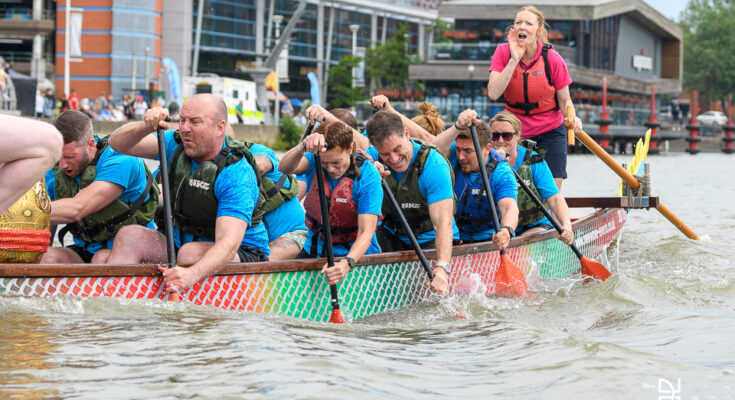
{"left": 491, "top": 131, "right": 516, "bottom": 141}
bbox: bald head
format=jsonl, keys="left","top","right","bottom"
{"left": 186, "top": 93, "right": 228, "bottom": 123}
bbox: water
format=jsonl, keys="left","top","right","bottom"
{"left": 2, "top": 153, "right": 734, "bottom": 399}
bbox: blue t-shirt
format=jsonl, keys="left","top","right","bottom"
{"left": 449, "top": 142, "right": 517, "bottom": 242}
{"left": 46, "top": 138, "right": 155, "bottom": 253}
{"left": 157, "top": 130, "right": 270, "bottom": 255}
{"left": 301, "top": 152, "right": 383, "bottom": 257}
{"left": 247, "top": 143, "right": 307, "bottom": 242}
{"left": 513, "top": 145, "right": 559, "bottom": 232}
{"left": 365, "top": 140, "right": 459, "bottom": 244}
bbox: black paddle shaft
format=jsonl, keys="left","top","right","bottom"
{"left": 156, "top": 120, "right": 176, "bottom": 268}
{"left": 508, "top": 165, "right": 584, "bottom": 259}
{"left": 313, "top": 151, "right": 341, "bottom": 311}
{"left": 381, "top": 179, "right": 435, "bottom": 280}
{"left": 469, "top": 124, "right": 508, "bottom": 256}
{"left": 301, "top": 122, "right": 315, "bottom": 142}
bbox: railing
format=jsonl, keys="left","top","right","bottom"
{"left": 352, "top": 100, "right": 665, "bottom": 129}
{"left": 0, "top": 51, "right": 53, "bottom": 64}
{"left": 427, "top": 42, "right": 577, "bottom": 66}
{"left": 0, "top": 8, "right": 55, "bottom": 20}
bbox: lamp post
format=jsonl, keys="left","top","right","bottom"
{"left": 468, "top": 64, "right": 475, "bottom": 109}
{"left": 349, "top": 24, "right": 359, "bottom": 87}
{"left": 273, "top": 14, "right": 283, "bottom": 128}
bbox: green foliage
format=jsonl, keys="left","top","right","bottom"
{"left": 365, "top": 24, "right": 414, "bottom": 89}
{"left": 432, "top": 18, "right": 455, "bottom": 44}
{"left": 680, "top": 0, "right": 735, "bottom": 108}
{"left": 274, "top": 114, "right": 303, "bottom": 151}
{"left": 327, "top": 55, "right": 364, "bottom": 108}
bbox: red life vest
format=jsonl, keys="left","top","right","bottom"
{"left": 503, "top": 43, "right": 558, "bottom": 116}
{"left": 303, "top": 154, "right": 374, "bottom": 246}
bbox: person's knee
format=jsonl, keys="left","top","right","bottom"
{"left": 40, "top": 247, "right": 79, "bottom": 264}
{"left": 91, "top": 249, "right": 110, "bottom": 264}
{"left": 176, "top": 244, "right": 209, "bottom": 266}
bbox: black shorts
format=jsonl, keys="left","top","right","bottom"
{"left": 376, "top": 227, "right": 436, "bottom": 252}
{"left": 236, "top": 245, "right": 268, "bottom": 263}
{"left": 531, "top": 123, "right": 567, "bottom": 179}
{"left": 68, "top": 245, "right": 94, "bottom": 263}
{"left": 517, "top": 223, "right": 554, "bottom": 235}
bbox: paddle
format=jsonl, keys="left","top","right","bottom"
{"left": 312, "top": 151, "right": 346, "bottom": 324}
{"left": 156, "top": 119, "right": 181, "bottom": 301}
{"left": 469, "top": 124, "right": 528, "bottom": 297}
{"left": 507, "top": 162, "right": 611, "bottom": 280}
{"left": 301, "top": 121, "right": 315, "bottom": 142}
{"left": 566, "top": 107, "right": 700, "bottom": 240}
{"left": 380, "top": 178, "right": 465, "bottom": 319}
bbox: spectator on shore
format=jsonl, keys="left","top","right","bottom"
{"left": 235, "top": 100, "right": 244, "bottom": 124}
{"left": 132, "top": 95, "right": 147, "bottom": 120}
{"left": 44, "top": 89, "right": 56, "bottom": 118}
{"left": 35, "top": 90, "right": 45, "bottom": 118}
{"left": 121, "top": 94, "right": 133, "bottom": 119}
{"left": 69, "top": 89, "right": 79, "bottom": 111}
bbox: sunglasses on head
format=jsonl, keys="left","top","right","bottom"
{"left": 491, "top": 131, "right": 516, "bottom": 141}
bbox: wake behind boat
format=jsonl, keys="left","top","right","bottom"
{"left": 0, "top": 204, "right": 624, "bottom": 322}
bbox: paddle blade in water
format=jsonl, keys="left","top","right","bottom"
{"left": 168, "top": 292, "right": 182, "bottom": 302}
{"left": 329, "top": 308, "right": 346, "bottom": 324}
{"left": 580, "top": 256, "right": 612, "bottom": 281}
{"left": 494, "top": 253, "right": 528, "bottom": 297}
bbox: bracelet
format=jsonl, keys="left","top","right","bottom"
{"left": 300, "top": 141, "right": 307, "bottom": 154}
{"left": 503, "top": 225, "right": 516, "bottom": 238}
{"left": 454, "top": 122, "right": 463, "bottom": 130}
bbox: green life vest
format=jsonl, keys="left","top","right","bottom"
{"left": 381, "top": 139, "right": 455, "bottom": 236}
{"left": 243, "top": 142, "right": 300, "bottom": 215}
{"left": 168, "top": 132, "right": 266, "bottom": 240}
{"left": 54, "top": 135, "right": 159, "bottom": 246}
{"left": 516, "top": 139, "right": 549, "bottom": 228}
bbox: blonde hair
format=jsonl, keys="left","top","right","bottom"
{"left": 488, "top": 111, "right": 522, "bottom": 135}
{"left": 411, "top": 101, "right": 445, "bottom": 136}
{"left": 517, "top": 5, "right": 550, "bottom": 44}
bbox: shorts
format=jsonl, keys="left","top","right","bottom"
{"left": 376, "top": 227, "right": 436, "bottom": 252}
{"left": 68, "top": 245, "right": 94, "bottom": 263}
{"left": 279, "top": 229, "right": 308, "bottom": 249}
{"left": 236, "top": 245, "right": 268, "bottom": 263}
{"left": 530, "top": 123, "right": 567, "bottom": 179}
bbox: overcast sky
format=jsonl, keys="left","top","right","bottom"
{"left": 644, "top": 0, "right": 689, "bottom": 21}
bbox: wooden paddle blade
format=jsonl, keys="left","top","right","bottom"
{"left": 494, "top": 253, "right": 528, "bottom": 297}
{"left": 329, "top": 308, "right": 346, "bottom": 324}
{"left": 579, "top": 256, "right": 612, "bottom": 281}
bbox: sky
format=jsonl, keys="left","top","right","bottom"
{"left": 644, "top": 0, "right": 689, "bottom": 21}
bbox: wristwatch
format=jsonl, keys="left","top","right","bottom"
{"left": 433, "top": 261, "right": 451, "bottom": 275}
{"left": 503, "top": 225, "right": 516, "bottom": 239}
{"left": 343, "top": 256, "right": 355, "bottom": 271}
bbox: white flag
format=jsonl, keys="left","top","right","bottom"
{"left": 70, "top": 11, "right": 83, "bottom": 58}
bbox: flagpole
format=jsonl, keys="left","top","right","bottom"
{"left": 64, "top": 0, "right": 70, "bottom": 97}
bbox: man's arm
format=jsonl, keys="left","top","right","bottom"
{"left": 305, "top": 105, "right": 370, "bottom": 149}
{"left": 50, "top": 181, "right": 124, "bottom": 224}
{"left": 369, "top": 95, "right": 434, "bottom": 142}
{"left": 108, "top": 108, "right": 169, "bottom": 158}
{"left": 253, "top": 154, "right": 273, "bottom": 176}
{"left": 322, "top": 213, "right": 378, "bottom": 285}
{"left": 431, "top": 109, "right": 480, "bottom": 156}
{"left": 493, "top": 197, "right": 519, "bottom": 250}
{"left": 166, "top": 216, "right": 248, "bottom": 291}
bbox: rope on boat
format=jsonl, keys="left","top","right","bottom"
{"left": 0, "top": 229, "right": 51, "bottom": 253}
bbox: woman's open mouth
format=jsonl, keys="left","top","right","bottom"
{"left": 518, "top": 32, "right": 527, "bottom": 41}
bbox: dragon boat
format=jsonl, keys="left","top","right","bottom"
{"left": 0, "top": 200, "right": 630, "bottom": 323}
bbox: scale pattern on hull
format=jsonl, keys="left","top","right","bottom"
{"left": 0, "top": 209, "right": 625, "bottom": 322}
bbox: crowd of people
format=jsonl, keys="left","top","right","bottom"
{"left": 31, "top": 87, "right": 172, "bottom": 122}
{"left": 1, "top": 6, "right": 583, "bottom": 297}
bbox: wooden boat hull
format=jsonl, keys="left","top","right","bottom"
{"left": 0, "top": 208, "right": 625, "bottom": 322}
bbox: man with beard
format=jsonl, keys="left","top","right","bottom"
{"left": 41, "top": 110, "right": 158, "bottom": 263}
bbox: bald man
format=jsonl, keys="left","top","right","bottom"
{"left": 105, "top": 94, "right": 270, "bottom": 293}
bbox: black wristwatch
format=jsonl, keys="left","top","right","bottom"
{"left": 503, "top": 225, "right": 515, "bottom": 238}
{"left": 344, "top": 257, "right": 355, "bottom": 271}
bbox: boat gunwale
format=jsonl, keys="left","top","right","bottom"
{"left": 0, "top": 208, "right": 615, "bottom": 278}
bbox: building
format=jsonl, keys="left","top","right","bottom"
{"left": 0, "top": 0, "right": 55, "bottom": 85}
{"left": 409, "top": 0, "right": 683, "bottom": 121}
{"left": 163, "top": 0, "right": 440, "bottom": 101}
{"left": 54, "top": 0, "right": 163, "bottom": 100}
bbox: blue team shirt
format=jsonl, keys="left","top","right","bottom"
{"left": 449, "top": 142, "right": 518, "bottom": 242}
{"left": 513, "top": 145, "right": 559, "bottom": 232}
{"left": 247, "top": 143, "right": 307, "bottom": 242}
{"left": 157, "top": 130, "right": 270, "bottom": 255}
{"left": 46, "top": 138, "right": 155, "bottom": 253}
{"left": 302, "top": 152, "right": 383, "bottom": 257}
{"left": 365, "top": 139, "right": 459, "bottom": 245}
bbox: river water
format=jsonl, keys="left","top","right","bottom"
{"left": 1, "top": 153, "right": 733, "bottom": 399}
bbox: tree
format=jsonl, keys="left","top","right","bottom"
{"left": 680, "top": 0, "right": 735, "bottom": 109}
{"left": 326, "top": 55, "right": 364, "bottom": 108}
{"left": 365, "top": 24, "right": 413, "bottom": 89}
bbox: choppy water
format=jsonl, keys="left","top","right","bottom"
{"left": 2, "top": 153, "right": 734, "bottom": 399}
